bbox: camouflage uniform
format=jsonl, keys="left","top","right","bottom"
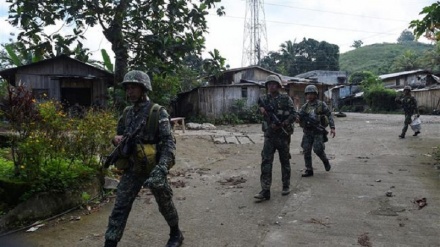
{"left": 105, "top": 102, "right": 179, "bottom": 243}
{"left": 299, "top": 100, "right": 335, "bottom": 172}
{"left": 258, "top": 93, "right": 297, "bottom": 191}
{"left": 397, "top": 94, "right": 419, "bottom": 137}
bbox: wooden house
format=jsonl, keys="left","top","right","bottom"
{"left": 293, "top": 70, "right": 347, "bottom": 85}
{"left": 174, "top": 83, "right": 263, "bottom": 119}
{"left": 404, "top": 75, "right": 440, "bottom": 113}
{"left": 174, "top": 66, "right": 276, "bottom": 119}
{"left": 0, "top": 55, "right": 113, "bottom": 108}
{"left": 207, "top": 65, "right": 276, "bottom": 86}
{"left": 379, "top": 70, "right": 433, "bottom": 89}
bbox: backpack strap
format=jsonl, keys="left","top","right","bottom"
{"left": 317, "top": 101, "right": 323, "bottom": 115}
{"left": 145, "top": 103, "right": 162, "bottom": 143}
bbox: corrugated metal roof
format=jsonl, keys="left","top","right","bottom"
{"left": 222, "top": 65, "right": 280, "bottom": 75}
{"left": 379, "top": 69, "right": 428, "bottom": 80}
{"left": 0, "top": 54, "right": 113, "bottom": 78}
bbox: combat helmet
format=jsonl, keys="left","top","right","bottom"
{"left": 121, "top": 70, "right": 152, "bottom": 91}
{"left": 304, "top": 85, "right": 318, "bottom": 95}
{"left": 265, "top": 75, "right": 283, "bottom": 88}
{"left": 403, "top": 85, "right": 411, "bottom": 91}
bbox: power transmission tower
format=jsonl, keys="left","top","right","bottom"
{"left": 242, "top": 0, "right": 268, "bottom": 67}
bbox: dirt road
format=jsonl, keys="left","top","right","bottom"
{"left": 3, "top": 113, "right": 440, "bottom": 247}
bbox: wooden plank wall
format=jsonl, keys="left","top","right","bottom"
{"left": 13, "top": 58, "right": 110, "bottom": 103}
{"left": 199, "top": 86, "right": 261, "bottom": 119}
{"left": 413, "top": 88, "right": 440, "bottom": 112}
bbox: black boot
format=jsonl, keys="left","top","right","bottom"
{"left": 324, "top": 161, "right": 331, "bottom": 172}
{"left": 399, "top": 134, "right": 405, "bottom": 139}
{"left": 302, "top": 170, "right": 314, "bottom": 177}
{"left": 413, "top": 131, "right": 420, "bottom": 136}
{"left": 104, "top": 239, "right": 118, "bottom": 247}
{"left": 254, "top": 190, "right": 270, "bottom": 200}
{"left": 166, "top": 229, "right": 184, "bottom": 247}
{"left": 281, "top": 186, "right": 290, "bottom": 196}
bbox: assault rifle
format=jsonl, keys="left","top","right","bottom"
{"left": 103, "top": 120, "right": 146, "bottom": 168}
{"left": 299, "top": 111, "right": 328, "bottom": 136}
{"left": 262, "top": 101, "right": 289, "bottom": 135}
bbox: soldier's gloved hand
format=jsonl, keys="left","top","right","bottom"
{"left": 143, "top": 164, "right": 168, "bottom": 189}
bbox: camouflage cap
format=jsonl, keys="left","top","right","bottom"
{"left": 265, "top": 75, "right": 283, "bottom": 88}
{"left": 121, "top": 70, "right": 152, "bottom": 91}
{"left": 403, "top": 85, "right": 411, "bottom": 91}
{"left": 304, "top": 85, "right": 318, "bottom": 94}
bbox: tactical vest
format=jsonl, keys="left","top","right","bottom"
{"left": 302, "top": 101, "right": 329, "bottom": 128}
{"left": 116, "top": 102, "right": 173, "bottom": 173}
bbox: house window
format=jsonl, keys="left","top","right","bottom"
{"left": 241, "top": 87, "right": 247, "bottom": 98}
{"left": 32, "top": 89, "right": 49, "bottom": 101}
{"left": 396, "top": 78, "right": 400, "bottom": 86}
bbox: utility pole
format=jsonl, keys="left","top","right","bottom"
{"left": 242, "top": 0, "right": 268, "bottom": 67}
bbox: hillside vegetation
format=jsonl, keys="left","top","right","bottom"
{"left": 339, "top": 42, "right": 433, "bottom": 75}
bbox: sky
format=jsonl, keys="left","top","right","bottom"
{"left": 0, "top": 0, "right": 436, "bottom": 69}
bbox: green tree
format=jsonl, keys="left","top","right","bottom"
{"left": 348, "top": 71, "right": 381, "bottom": 87}
{"left": 149, "top": 75, "right": 181, "bottom": 107}
{"left": 419, "top": 42, "right": 440, "bottom": 72}
{"left": 351, "top": 40, "right": 363, "bottom": 49}
{"left": 260, "top": 38, "right": 340, "bottom": 76}
{"left": 410, "top": 2, "right": 440, "bottom": 41}
{"left": 397, "top": 29, "right": 415, "bottom": 43}
{"left": 203, "top": 49, "right": 226, "bottom": 82}
{"left": 391, "top": 50, "right": 421, "bottom": 71}
{"left": 259, "top": 51, "right": 284, "bottom": 73}
{"left": 176, "top": 54, "right": 204, "bottom": 92}
{"left": 6, "top": 0, "right": 225, "bottom": 85}
{"left": 0, "top": 35, "right": 91, "bottom": 67}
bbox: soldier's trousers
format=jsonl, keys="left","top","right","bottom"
{"left": 301, "top": 132, "right": 328, "bottom": 171}
{"left": 401, "top": 114, "right": 412, "bottom": 136}
{"left": 105, "top": 168, "right": 179, "bottom": 243}
{"left": 260, "top": 134, "right": 291, "bottom": 190}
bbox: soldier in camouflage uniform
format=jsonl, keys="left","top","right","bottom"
{"left": 298, "top": 85, "right": 335, "bottom": 177}
{"left": 395, "top": 86, "right": 420, "bottom": 138}
{"left": 104, "top": 70, "right": 183, "bottom": 247}
{"left": 254, "top": 75, "right": 297, "bottom": 200}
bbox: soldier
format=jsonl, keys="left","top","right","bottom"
{"left": 104, "top": 70, "right": 183, "bottom": 247}
{"left": 254, "top": 75, "right": 297, "bottom": 200}
{"left": 298, "top": 85, "right": 335, "bottom": 177}
{"left": 395, "top": 85, "right": 420, "bottom": 138}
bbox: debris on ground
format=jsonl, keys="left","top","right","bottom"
{"left": 375, "top": 179, "right": 381, "bottom": 182}
{"left": 26, "top": 223, "right": 45, "bottom": 232}
{"left": 413, "top": 197, "right": 427, "bottom": 209}
{"left": 357, "top": 156, "right": 370, "bottom": 159}
{"left": 170, "top": 179, "right": 187, "bottom": 188}
{"left": 386, "top": 190, "right": 393, "bottom": 197}
{"left": 358, "top": 232, "right": 372, "bottom": 247}
{"left": 307, "top": 218, "right": 330, "bottom": 227}
{"left": 186, "top": 122, "right": 216, "bottom": 130}
{"left": 70, "top": 216, "right": 81, "bottom": 221}
{"left": 217, "top": 176, "right": 247, "bottom": 186}
{"left": 169, "top": 170, "right": 187, "bottom": 177}
{"left": 335, "top": 112, "right": 347, "bottom": 117}
{"left": 103, "top": 177, "right": 120, "bottom": 190}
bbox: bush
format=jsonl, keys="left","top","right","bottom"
{"left": 364, "top": 85, "right": 398, "bottom": 112}
{"left": 0, "top": 85, "right": 117, "bottom": 201}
